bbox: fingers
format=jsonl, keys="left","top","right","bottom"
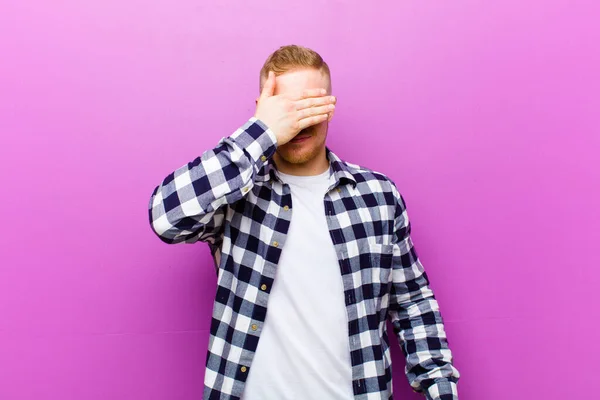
{"left": 294, "top": 94, "right": 336, "bottom": 129}
{"left": 289, "top": 88, "right": 329, "bottom": 101}
{"left": 297, "top": 104, "right": 335, "bottom": 120}
{"left": 260, "top": 71, "right": 276, "bottom": 100}
{"left": 297, "top": 114, "right": 330, "bottom": 130}
{"left": 294, "top": 95, "right": 336, "bottom": 111}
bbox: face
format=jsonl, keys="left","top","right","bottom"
{"left": 267, "top": 68, "right": 333, "bottom": 166}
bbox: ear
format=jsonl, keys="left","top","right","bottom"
{"left": 328, "top": 109, "right": 335, "bottom": 122}
{"left": 328, "top": 93, "right": 336, "bottom": 122}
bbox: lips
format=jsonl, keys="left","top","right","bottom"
{"left": 291, "top": 135, "right": 311, "bottom": 142}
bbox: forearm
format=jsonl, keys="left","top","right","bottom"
{"left": 388, "top": 287, "right": 459, "bottom": 399}
{"left": 388, "top": 182, "right": 460, "bottom": 398}
{"left": 148, "top": 117, "right": 277, "bottom": 244}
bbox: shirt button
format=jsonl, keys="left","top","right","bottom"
{"left": 251, "top": 324, "right": 258, "bottom": 331}
{"left": 283, "top": 205, "right": 289, "bottom": 211}
{"left": 242, "top": 187, "right": 250, "bottom": 194}
{"left": 260, "top": 284, "right": 267, "bottom": 291}
{"left": 260, "top": 155, "right": 267, "bottom": 162}
{"left": 241, "top": 366, "right": 247, "bottom": 373}
{"left": 272, "top": 241, "right": 279, "bottom": 247}
{"left": 336, "top": 187, "right": 341, "bottom": 192}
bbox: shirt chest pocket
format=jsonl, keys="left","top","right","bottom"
{"left": 362, "top": 242, "right": 394, "bottom": 299}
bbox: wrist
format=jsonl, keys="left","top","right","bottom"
{"left": 229, "top": 117, "right": 277, "bottom": 164}
{"left": 424, "top": 380, "right": 458, "bottom": 400}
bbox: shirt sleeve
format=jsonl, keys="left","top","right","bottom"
{"left": 148, "top": 117, "right": 277, "bottom": 244}
{"left": 387, "top": 181, "right": 460, "bottom": 399}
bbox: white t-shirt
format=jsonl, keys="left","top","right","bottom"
{"left": 241, "top": 165, "right": 354, "bottom": 400}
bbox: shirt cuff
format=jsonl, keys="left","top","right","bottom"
{"left": 425, "top": 380, "right": 458, "bottom": 400}
{"left": 229, "top": 117, "right": 278, "bottom": 166}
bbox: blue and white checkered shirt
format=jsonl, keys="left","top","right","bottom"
{"left": 148, "top": 118, "right": 460, "bottom": 400}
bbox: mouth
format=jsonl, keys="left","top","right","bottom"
{"left": 291, "top": 135, "right": 310, "bottom": 142}
{"left": 291, "top": 131, "right": 312, "bottom": 143}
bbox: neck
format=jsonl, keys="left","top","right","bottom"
{"left": 273, "top": 146, "right": 329, "bottom": 176}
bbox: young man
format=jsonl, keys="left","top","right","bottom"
{"left": 148, "top": 45, "right": 459, "bottom": 400}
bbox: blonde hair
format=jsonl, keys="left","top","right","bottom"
{"left": 259, "top": 45, "right": 331, "bottom": 92}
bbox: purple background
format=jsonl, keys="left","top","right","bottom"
{"left": 1, "top": 1, "right": 598, "bottom": 399}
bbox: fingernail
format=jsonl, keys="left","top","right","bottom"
{"left": 321, "top": 89, "right": 326, "bottom": 95}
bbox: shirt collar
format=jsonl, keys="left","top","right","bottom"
{"left": 258, "top": 146, "right": 357, "bottom": 188}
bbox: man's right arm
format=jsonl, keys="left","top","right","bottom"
{"left": 148, "top": 117, "right": 278, "bottom": 244}
{"left": 148, "top": 70, "right": 335, "bottom": 245}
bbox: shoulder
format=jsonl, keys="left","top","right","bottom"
{"left": 342, "top": 160, "right": 405, "bottom": 209}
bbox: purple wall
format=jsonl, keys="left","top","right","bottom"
{"left": 1, "top": 1, "right": 598, "bottom": 399}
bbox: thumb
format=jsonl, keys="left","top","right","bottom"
{"left": 260, "top": 71, "right": 276, "bottom": 100}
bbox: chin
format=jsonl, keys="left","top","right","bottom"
{"left": 279, "top": 152, "right": 311, "bottom": 164}
{"left": 278, "top": 145, "right": 319, "bottom": 164}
